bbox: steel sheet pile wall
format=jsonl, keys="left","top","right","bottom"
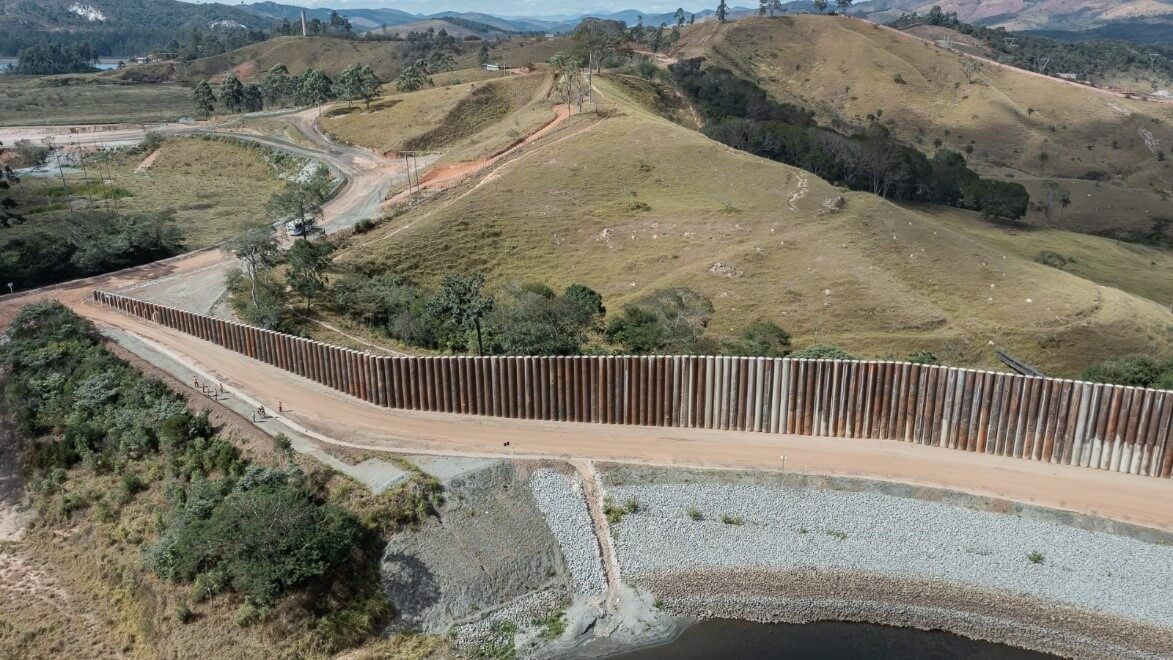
{"left": 94, "top": 291, "right": 1173, "bottom": 478}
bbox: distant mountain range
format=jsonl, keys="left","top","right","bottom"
{"left": 849, "top": 0, "right": 1173, "bottom": 36}
{"left": 1, "top": 0, "right": 1166, "bottom": 58}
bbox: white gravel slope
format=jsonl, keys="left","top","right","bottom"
{"left": 530, "top": 469, "right": 607, "bottom": 598}
{"left": 608, "top": 483, "right": 1173, "bottom": 627}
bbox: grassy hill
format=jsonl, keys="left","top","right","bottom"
{"left": 112, "top": 36, "right": 408, "bottom": 84}
{"left": 367, "top": 18, "right": 513, "bottom": 40}
{"left": 111, "top": 35, "right": 569, "bottom": 85}
{"left": 333, "top": 74, "right": 1173, "bottom": 375}
{"left": 321, "top": 72, "right": 555, "bottom": 163}
{"left": 672, "top": 16, "right": 1173, "bottom": 243}
{"left": 851, "top": 0, "right": 1173, "bottom": 31}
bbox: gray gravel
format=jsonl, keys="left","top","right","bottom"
{"left": 529, "top": 469, "right": 607, "bottom": 598}
{"left": 607, "top": 482, "right": 1173, "bottom": 628}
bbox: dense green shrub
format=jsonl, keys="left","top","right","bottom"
{"left": 1080, "top": 354, "right": 1173, "bottom": 389}
{"left": 0, "top": 210, "right": 184, "bottom": 289}
{"left": 722, "top": 320, "right": 792, "bottom": 357}
{"left": 148, "top": 478, "right": 362, "bottom": 606}
{"left": 605, "top": 288, "right": 714, "bottom": 354}
{"left": 790, "top": 344, "right": 856, "bottom": 360}
{"left": 486, "top": 284, "right": 599, "bottom": 355}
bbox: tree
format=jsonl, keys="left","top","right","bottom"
{"left": 396, "top": 62, "right": 430, "bottom": 92}
{"left": 549, "top": 52, "right": 585, "bottom": 106}
{"left": 193, "top": 80, "right": 216, "bottom": 117}
{"left": 717, "top": 0, "right": 729, "bottom": 22}
{"left": 297, "top": 69, "right": 333, "bottom": 107}
{"left": 268, "top": 165, "right": 333, "bottom": 238}
{"left": 336, "top": 64, "right": 380, "bottom": 108}
{"left": 675, "top": 7, "right": 687, "bottom": 26}
{"left": 759, "top": 0, "right": 768, "bottom": 16}
{"left": 223, "top": 227, "right": 278, "bottom": 310}
{"left": 563, "top": 284, "right": 606, "bottom": 328}
{"left": 570, "top": 18, "right": 628, "bottom": 73}
{"left": 813, "top": 0, "right": 829, "bottom": 13}
{"left": 1037, "top": 151, "right": 1049, "bottom": 175}
{"left": 285, "top": 240, "right": 334, "bottom": 311}
{"left": 1036, "top": 180, "right": 1070, "bottom": 223}
{"left": 836, "top": 0, "right": 853, "bottom": 12}
{"left": 262, "top": 64, "right": 294, "bottom": 108}
{"left": 478, "top": 41, "right": 491, "bottom": 67}
{"left": 218, "top": 73, "right": 245, "bottom": 113}
{"left": 690, "top": 14, "right": 696, "bottom": 24}
{"left": 769, "top": 0, "right": 784, "bottom": 15}
{"left": 328, "top": 10, "right": 352, "bottom": 34}
{"left": 430, "top": 273, "right": 494, "bottom": 355}
{"left": 243, "top": 84, "right": 264, "bottom": 113}
{"left": 487, "top": 285, "right": 594, "bottom": 355}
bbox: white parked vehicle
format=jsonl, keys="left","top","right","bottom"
{"left": 285, "top": 220, "right": 306, "bottom": 236}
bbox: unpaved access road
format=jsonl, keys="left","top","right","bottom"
{"left": 3, "top": 258, "right": 1171, "bottom": 534}
{"left": 1, "top": 102, "right": 1170, "bottom": 534}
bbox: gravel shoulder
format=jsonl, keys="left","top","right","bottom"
{"left": 600, "top": 464, "right": 1173, "bottom": 659}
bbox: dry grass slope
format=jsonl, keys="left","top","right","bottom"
{"left": 336, "top": 75, "right": 1172, "bottom": 375}
{"left": 322, "top": 72, "right": 555, "bottom": 164}
{"left": 674, "top": 16, "right": 1173, "bottom": 241}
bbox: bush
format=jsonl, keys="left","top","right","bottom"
{"left": 605, "top": 288, "right": 714, "bottom": 354}
{"left": 906, "top": 350, "right": 939, "bottom": 365}
{"left": 1079, "top": 354, "right": 1172, "bottom": 388}
{"left": 790, "top": 344, "right": 856, "bottom": 360}
{"left": 1034, "top": 251, "right": 1074, "bottom": 269}
{"left": 487, "top": 284, "right": 595, "bottom": 355}
{"left": 149, "top": 480, "right": 362, "bottom": 607}
{"left": 723, "top": 320, "right": 791, "bottom": 357}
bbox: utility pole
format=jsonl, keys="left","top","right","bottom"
{"left": 300, "top": 9, "right": 307, "bottom": 37}
{"left": 588, "top": 52, "right": 593, "bottom": 103}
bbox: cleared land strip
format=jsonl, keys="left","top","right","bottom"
{"left": 94, "top": 291, "right": 1173, "bottom": 483}
{"left": 2, "top": 278, "right": 1163, "bottom": 532}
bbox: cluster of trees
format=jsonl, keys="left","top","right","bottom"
{"left": 7, "top": 43, "right": 99, "bottom": 75}
{"left": 670, "top": 59, "right": 1029, "bottom": 221}
{"left": 172, "top": 28, "right": 269, "bottom": 63}
{"left": 0, "top": 302, "right": 424, "bottom": 650}
{"left": 0, "top": 210, "right": 183, "bottom": 289}
{"left": 1080, "top": 354, "right": 1173, "bottom": 389}
{"left": 394, "top": 28, "right": 463, "bottom": 92}
{"left": 808, "top": 0, "right": 854, "bottom": 14}
{"left": 273, "top": 11, "right": 353, "bottom": 37}
{"left": 889, "top": 7, "right": 1173, "bottom": 84}
{"left": 328, "top": 266, "right": 799, "bottom": 358}
{"left": 195, "top": 63, "right": 380, "bottom": 116}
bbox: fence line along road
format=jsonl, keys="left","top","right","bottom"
{"left": 94, "top": 290, "right": 1173, "bottom": 479}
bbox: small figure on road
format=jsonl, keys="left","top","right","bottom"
{"left": 5, "top": 282, "right": 12, "bottom": 295}
{"left": 257, "top": 405, "right": 266, "bottom": 419}
{"left": 218, "top": 382, "right": 225, "bottom": 394}
{"left": 193, "top": 376, "right": 200, "bottom": 389}
{"left": 277, "top": 401, "right": 283, "bottom": 413}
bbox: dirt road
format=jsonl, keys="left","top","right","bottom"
{"left": 2, "top": 97, "right": 1169, "bottom": 534}
{"left": 3, "top": 254, "right": 1170, "bottom": 533}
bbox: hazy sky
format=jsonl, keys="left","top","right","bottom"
{"left": 184, "top": 0, "right": 718, "bottom": 17}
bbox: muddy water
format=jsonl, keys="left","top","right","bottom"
{"left": 612, "top": 620, "right": 1058, "bottom": 659}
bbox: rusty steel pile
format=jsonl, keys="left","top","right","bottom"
{"left": 95, "top": 291, "right": 1173, "bottom": 479}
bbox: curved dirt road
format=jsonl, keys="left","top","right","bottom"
{"left": 2, "top": 100, "right": 1170, "bottom": 534}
